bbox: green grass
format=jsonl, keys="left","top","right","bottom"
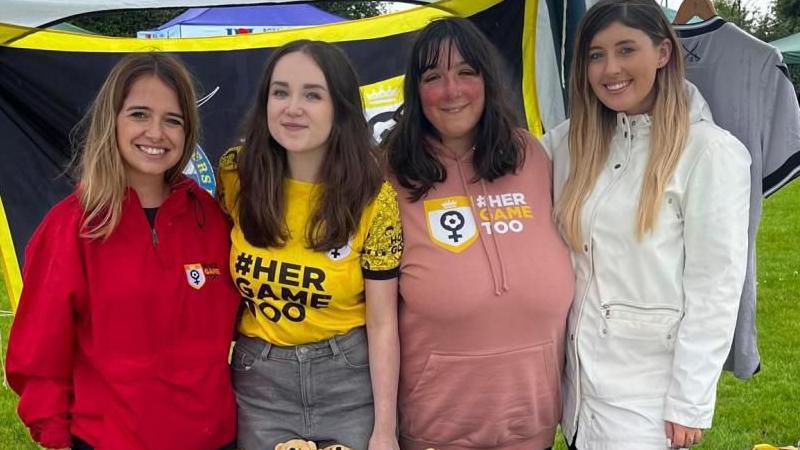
{"left": 706, "top": 179, "right": 800, "bottom": 448}
{"left": 0, "top": 291, "right": 37, "bottom": 449}
{"left": 0, "top": 183, "right": 798, "bottom": 450}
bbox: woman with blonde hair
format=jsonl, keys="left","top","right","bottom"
{"left": 6, "top": 53, "right": 239, "bottom": 450}
{"left": 542, "top": 0, "right": 750, "bottom": 448}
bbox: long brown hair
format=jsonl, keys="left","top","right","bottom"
{"left": 236, "top": 40, "right": 382, "bottom": 251}
{"left": 556, "top": 0, "right": 689, "bottom": 250}
{"left": 73, "top": 53, "right": 199, "bottom": 240}
{"left": 384, "top": 17, "right": 524, "bottom": 202}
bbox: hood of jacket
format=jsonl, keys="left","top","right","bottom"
{"left": 685, "top": 80, "right": 715, "bottom": 126}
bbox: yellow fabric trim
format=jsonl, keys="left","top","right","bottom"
{"left": 2, "top": 0, "right": 505, "bottom": 52}
{"left": 0, "top": 22, "right": 31, "bottom": 44}
{"left": 432, "top": 0, "right": 505, "bottom": 16}
{"left": 522, "top": 0, "right": 542, "bottom": 136}
{"left": 0, "top": 196, "right": 22, "bottom": 312}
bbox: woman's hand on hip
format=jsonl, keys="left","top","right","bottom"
{"left": 665, "top": 421, "right": 703, "bottom": 448}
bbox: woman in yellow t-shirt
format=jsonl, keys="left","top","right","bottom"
{"left": 218, "top": 40, "right": 403, "bottom": 450}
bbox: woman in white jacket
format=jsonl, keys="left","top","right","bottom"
{"left": 542, "top": 0, "right": 751, "bottom": 449}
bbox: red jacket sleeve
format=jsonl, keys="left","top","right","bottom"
{"left": 6, "top": 200, "right": 85, "bottom": 448}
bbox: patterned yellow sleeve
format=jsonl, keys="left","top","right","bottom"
{"left": 361, "top": 181, "right": 403, "bottom": 279}
{"left": 216, "top": 146, "right": 241, "bottom": 218}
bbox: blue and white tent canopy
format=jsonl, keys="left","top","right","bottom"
{"left": 138, "top": 4, "right": 346, "bottom": 39}
{"left": 0, "top": 0, "right": 393, "bottom": 27}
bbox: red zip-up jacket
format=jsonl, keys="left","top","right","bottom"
{"left": 6, "top": 178, "right": 240, "bottom": 450}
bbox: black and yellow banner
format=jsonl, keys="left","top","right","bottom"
{"left": 0, "top": 0, "right": 541, "bottom": 310}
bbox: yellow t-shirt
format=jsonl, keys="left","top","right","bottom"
{"left": 219, "top": 148, "right": 402, "bottom": 345}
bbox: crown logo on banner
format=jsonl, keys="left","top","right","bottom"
{"left": 441, "top": 199, "right": 458, "bottom": 209}
{"left": 364, "top": 85, "right": 402, "bottom": 106}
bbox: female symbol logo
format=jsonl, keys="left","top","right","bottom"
{"left": 424, "top": 196, "right": 478, "bottom": 253}
{"left": 440, "top": 211, "right": 466, "bottom": 243}
{"left": 183, "top": 263, "right": 207, "bottom": 289}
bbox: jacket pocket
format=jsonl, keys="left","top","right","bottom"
{"left": 594, "top": 301, "right": 682, "bottom": 398}
{"left": 401, "top": 342, "right": 558, "bottom": 447}
{"left": 601, "top": 301, "right": 681, "bottom": 347}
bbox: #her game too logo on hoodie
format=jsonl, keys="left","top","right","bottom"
{"left": 474, "top": 192, "right": 533, "bottom": 235}
{"left": 424, "top": 196, "right": 478, "bottom": 253}
{"left": 424, "top": 193, "right": 533, "bottom": 253}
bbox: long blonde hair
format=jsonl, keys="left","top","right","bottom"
{"left": 73, "top": 53, "right": 199, "bottom": 240}
{"left": 556, "top": 0, "right": 689, "bottom": 250}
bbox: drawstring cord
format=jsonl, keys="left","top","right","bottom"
{"left": 453, "top": 152, "right": 504, "bottom": 296}
{"left": 479, "top": 178, "right": 510, "bottom": 293}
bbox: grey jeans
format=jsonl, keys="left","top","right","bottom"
{"left": 232, "top": 327, "right": 374, "bottom": 450}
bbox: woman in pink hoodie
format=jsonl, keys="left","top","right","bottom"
{"left": 383, "top": 18, "right": 575, "bottom": 450}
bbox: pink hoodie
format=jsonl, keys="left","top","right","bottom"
{"left": 393, "top": 132, "right": 574, "bottom": 450}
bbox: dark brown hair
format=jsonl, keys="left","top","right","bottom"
{"left": 384, "top": 17, "right": 524, "bottom": 202}
{"left": 236, "top": 40, "right": 382, "bottom": 251}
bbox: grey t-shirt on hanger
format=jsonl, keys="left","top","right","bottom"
{"left": 676, "top": 16, "right": 800, "bottom": 379}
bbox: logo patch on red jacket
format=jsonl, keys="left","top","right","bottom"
{"left": 184, "top": 263, "right": 207, "bottom": 289}
{"left": 184, "top": 263, "right": 222, "bottom": 290}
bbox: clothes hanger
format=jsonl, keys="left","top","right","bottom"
{"left": 673, "top": 0, "right": 717, "bottom": 24}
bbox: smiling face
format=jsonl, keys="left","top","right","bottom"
{"left": 418, "top": 42, "right": 485, "bottom": 153}
{"left": 586, "top": 21, "right": 671, "bottom": 115}
{"left": 266, "top": 51, "right": 334, "bottom": 163}
{"left": 116, "top": 74, "right": 186, "bottom": 190}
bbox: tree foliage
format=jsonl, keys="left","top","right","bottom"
{"left": 713, "top": 0, "right": 800, "bottom": 42}
{"left": 314, "top": 1, "right": 386, "bottom": 19}
{"left": 713, "top": 0, "right": 758, "bottom": 33}
{"left": 71, "top": 8, "right": 185, "bottom": 37}
{"left": 776, "top": 0, "right": 800, "bottom": 18}
{"left": 713, "top": 0, "right": 800, "bottom": 91}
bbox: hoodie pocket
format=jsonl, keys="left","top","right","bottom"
{"left": 402, "top": 342, "right": 558, "bottom": 447}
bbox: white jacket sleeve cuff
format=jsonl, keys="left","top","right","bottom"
{"left": 663, "top": 394, "right": 715, "bottom": 429}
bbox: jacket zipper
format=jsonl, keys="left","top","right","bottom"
{"left": 601, "top": 302, "right": 681, "bottom": 318}
{"left": 151, "top": 227, "right": 159, "bottom": 247}
{"left": 569, "top": 115, "right": 635, "bottom": 435}
{"left": 601, "top": 302, "right": 681, "bottom": 311}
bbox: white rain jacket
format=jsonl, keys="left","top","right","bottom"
{"left": 542, "top": 82, "right": 751, "bottom": 450}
